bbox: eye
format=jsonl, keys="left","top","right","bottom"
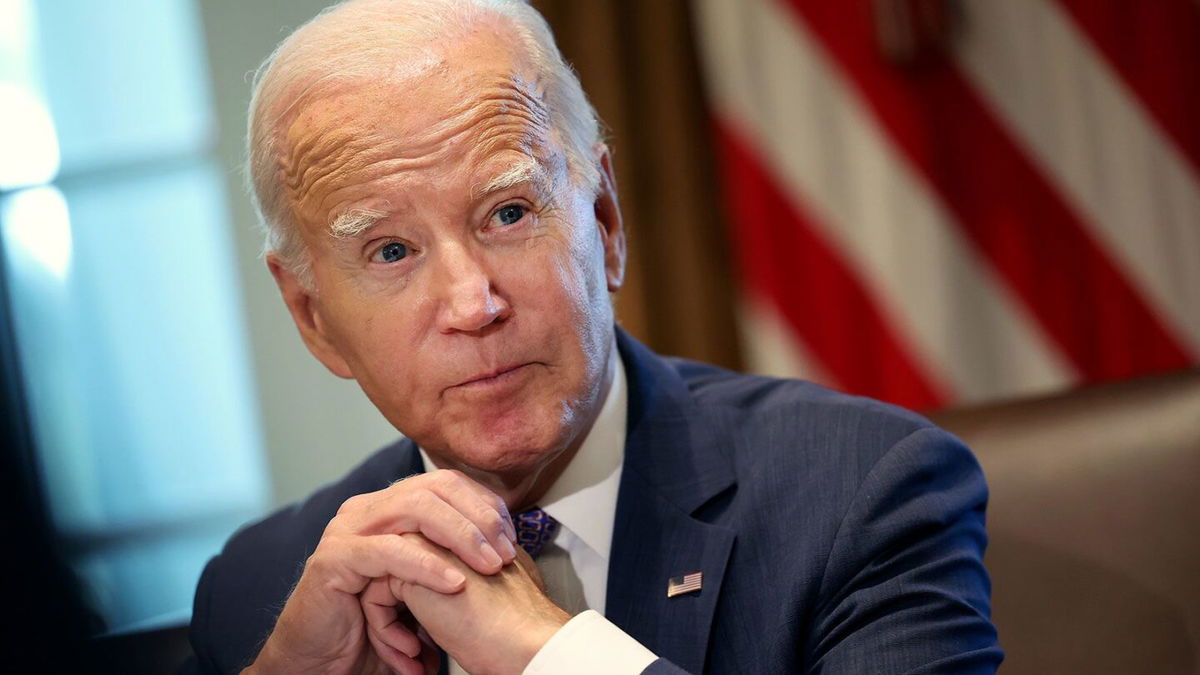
{"left": 372, "top": 241, "right": 409, "bottom": 263}
{"left": 493, "top": 203, "right": 527, "bottom": 227}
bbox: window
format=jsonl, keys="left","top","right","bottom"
{"left": 0, "top": 0, "right": 268, "bottom": 633}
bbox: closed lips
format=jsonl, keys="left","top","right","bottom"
{"left": 453, "top": 362, "right": 534, "bottom": 388}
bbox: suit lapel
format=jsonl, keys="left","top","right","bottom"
{"left": 606, "top": 330, "right": 737, "bottom": 674}
{"left": 400, "top": 438, "right": 425, "bottom": 476}
{"left": 607, "top": 469, "right": 735, "bottom": 673}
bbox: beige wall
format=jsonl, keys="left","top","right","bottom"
{"left": 196, "top": 1, "right": 399, "bottom": 507}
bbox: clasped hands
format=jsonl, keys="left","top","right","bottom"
{"left": 245, "top": 470, "right": 570, "bottom": 675}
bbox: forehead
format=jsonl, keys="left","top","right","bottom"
{"left": 279, "top": 33, "right": 557, "bottom": 225}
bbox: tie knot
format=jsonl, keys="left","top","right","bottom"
{"left": 515, "top": 507, "right": 559, "bottom": 559}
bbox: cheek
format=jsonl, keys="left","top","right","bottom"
{"left": 321, "top": 293, "right": 422, "bottom": 388}
{"left": 348, "top": 323, "right": 435, "bottom": 427}
{"left": 562, "top": 207, "right": 613, "bottom": 315}
{"left": 520, "top": 218, "right": 608, "bottom": 325}
{"left": 549, "top": 214, "right": 615, "bottom": 364}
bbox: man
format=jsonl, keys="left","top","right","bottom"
{"left": 185, "top": 0, "right": 1002, "bottom": 673}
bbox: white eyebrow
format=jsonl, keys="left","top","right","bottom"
{"left": 329, "top": 207, "right": 390, "bottom": 239}
{"left": 477, "top": 156, "right": 540, "bottom": 198}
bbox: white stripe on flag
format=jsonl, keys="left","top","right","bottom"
{"left": 956, "top": 0, "right": 1200, "bottom": 356}
{"left": 695, "top": 0, "right": 1077, "bottom": 403}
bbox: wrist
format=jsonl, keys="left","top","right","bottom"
{"left": 515, "top": 607, "right": 572, "bottom": 673}
{"left": 243, "top": 633, "right": 328, "bottom": 675}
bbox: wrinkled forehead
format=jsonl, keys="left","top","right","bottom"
{"left": 277, "top": 36, "right": 560, "bottom": 227}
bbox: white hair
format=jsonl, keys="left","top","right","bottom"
{"left": 246, "top": 0, "right": 603, "bottom": 286}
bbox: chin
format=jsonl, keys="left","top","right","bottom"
{"left": 449, "top": 423, "right": 567, "bottom": 474}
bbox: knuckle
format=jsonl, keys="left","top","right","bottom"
{"left": 416, "top": 551, "right": 443, "bottom": 577}
{"left": 458, "top": 518, "right": 486, "bottom": 544}
{"left": 305, "top": 546, "right": 333, "bottom": 575}
{"left": 408, "top": 490, "right": 435, "bottom": 513}
{"left": 323, "top": 513, "right": 347, "bottom": 535}
{"left": 479, "top": 510, "right": 506, "bottom": 538}
{"left": 336, "top": 493, "right": 367, "bottom": 515}
{"left": 436, "top": 468, "right": 469, "bottom": 487}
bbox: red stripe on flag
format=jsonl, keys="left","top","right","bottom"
{"left": 1053, "top": 0, "right": 1200, "bottom": 176}
{"left": 783, "top": 0, "right": 1194, "bottom": 382}
{"left": 715, "top": 120, "right": 950, "bottom": 410}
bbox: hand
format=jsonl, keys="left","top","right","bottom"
{"left": 361, "top": 534, "right": 571, "bottom": 675}
{"left": 245, "top": 470, "right": 519, "bottom": 675}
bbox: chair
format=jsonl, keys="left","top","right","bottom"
{"left": 932, "top": 368, "right": 1200, "bottom": 674}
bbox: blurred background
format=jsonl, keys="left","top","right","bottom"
{"left": 0, "top": 0, "right": 1196, "bottom": 669}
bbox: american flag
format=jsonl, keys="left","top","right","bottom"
{"left": 667, "top": 571, "right": 704, "bottom": 598}
{"left": 695, "top": 0, "right": 1200, "bottom": 409}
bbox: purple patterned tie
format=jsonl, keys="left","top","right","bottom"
{"left": 515, "top": 507, "right": 560, "bottom": 559}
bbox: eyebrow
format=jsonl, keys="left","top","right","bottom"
{"left": 327, "top": 156, "right": 550, "bottom": 239}
{"left": 476, "top": 156, "right": 542, "bottom": 198}
{"left": 329, "top": 207, "right": 390, "bottom": 239}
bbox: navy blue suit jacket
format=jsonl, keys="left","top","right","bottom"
{"left": 185, "top": 330, "right": 1002, "bottom": 673}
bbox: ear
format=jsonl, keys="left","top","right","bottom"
{"left": 266, "top": 252, "right": 355, "bottom": 379}
{"left": 593, "top": 146, "right": 626, "bottom": 293}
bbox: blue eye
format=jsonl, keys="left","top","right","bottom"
{"left": 495, "top": 204, "right": 526, "bottom": 226}
{"left": 374, "top": 242, "right": 408, "bottom": 263}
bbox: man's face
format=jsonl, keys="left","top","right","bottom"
{"left": 270, "top": 32, "right": 625, "bottom": 480}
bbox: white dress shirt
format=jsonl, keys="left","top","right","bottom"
{"left": 419, "top": 342, "right": 658, "bottom": 674}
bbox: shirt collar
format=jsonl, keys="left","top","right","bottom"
{"left": 418, "top": 340, "right": 627, "bottom": 561}
{"left": 536, "top": 342, "right": 626, "bottom": 561}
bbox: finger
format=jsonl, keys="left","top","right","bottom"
{"left": 364, "top": 625, "right": 425, "bottom": 675}
{"left": 315, "top": 534, "right": 465, "bottom": 595}
{"left": 426, "top": 471, "right": 518, "bottom": 564}
{"left": 400, "top": 471, "right": 516, "bottom": 565}
{"left": 455, "top": 474, "right": 518, "bottom": 544}
{"left": 408, "top": 492, "right": 508, "bottom": 574}
{"left": 337, "top": 472, "right": 517, "bottom": 572}
{"left": 360, "top": 578, "right": 422, "bottom": 658}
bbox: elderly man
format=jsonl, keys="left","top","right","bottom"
{"left": 184, "top": 0, "right": 1002, "bottom": 673}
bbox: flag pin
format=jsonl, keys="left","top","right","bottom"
{"left": 667, "top": 571, "right": 703, "bottom": 598}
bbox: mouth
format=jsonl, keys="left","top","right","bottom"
{"left": 451, "top": 362, "right": 537, "bottom": 390}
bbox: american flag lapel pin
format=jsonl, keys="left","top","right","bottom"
{"left": 667, "top": 571, "right": 703, "bottom": 598}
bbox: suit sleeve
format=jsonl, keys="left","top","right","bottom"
{"left": 806, "top": 426, "right": 1004, "bottom": 674}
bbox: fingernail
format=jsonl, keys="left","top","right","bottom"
{"left": 444, "top": 568, "right": 465, "bottom": 587}
{"left": 480, "top": 541, "right": 503, "bottom": 569}
{"left": 498, "top": 535, "right": 517, "bottom": 562}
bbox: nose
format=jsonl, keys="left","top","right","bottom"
{"left": 433, "top": 243, "right": 510, "bottom": 334}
